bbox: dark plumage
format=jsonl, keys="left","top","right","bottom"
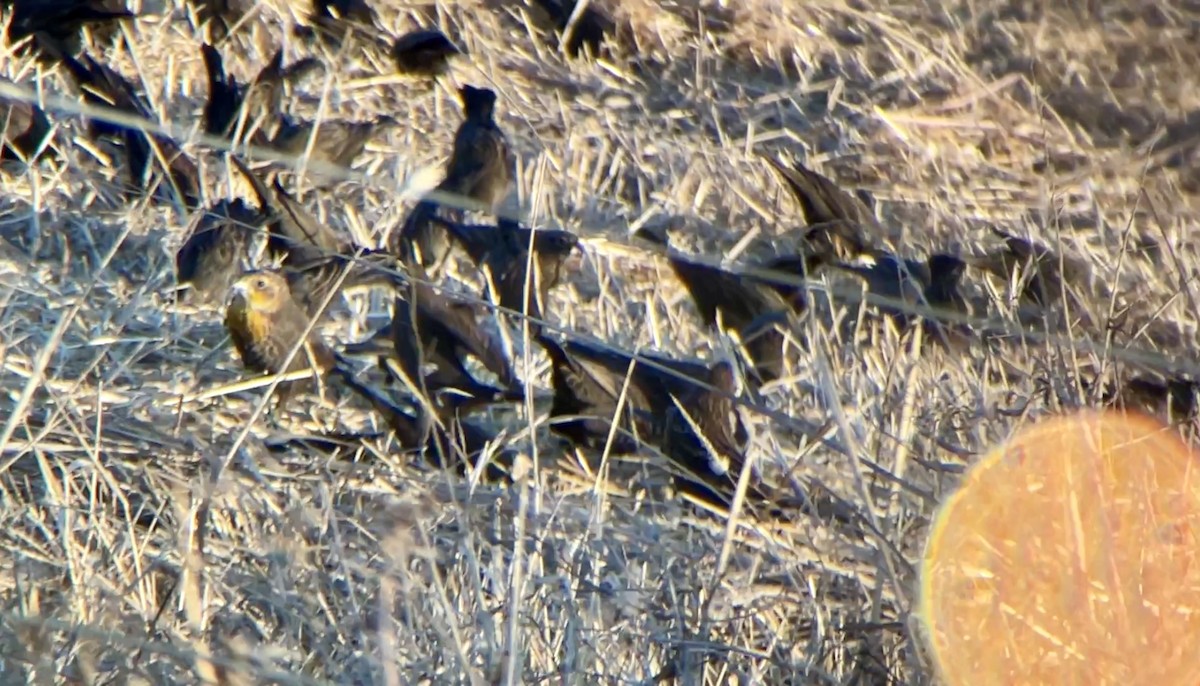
{"left": 537, "top": 334, "right": 656, "bottom": 455}
{"left": 1, "top": 93, "right": 54, "bottom": 162}
{"left": 345, "top": 279, "right": 522, "bottom": 415}
{"left": 391, "top": 29, "right": 463, "bottom": 77}
{"left": 56, "top": 51, "right": 199, "bottom": 207}
{"left": 658, "top": 360, "right": 773, "bottom": 510}
{"left": 560, "top": 337, "right": 714, "bottom": 419}
{"left": 269, "top": 114, "right": 398, "bottom": 171}
{"left": 233, "top": 156, "right": 394, "bottom": 317}
{"left": 202, "top": 44, "right": 322, "bottom": 143}
{"left": 176, "top": 199, "right": 264, "bottom": 304}
{"left": 668, "top": 254, "right": 806, "bottom": 383}
{"left": 4, "top": 0, "right": 134, "bottom": 59}
{"left": 224, "top": 270, "right": 335, "bottom": 398}
{"left": 763, "top": 155, "right": 881, "bottom": 268}
{"left": 395, "top": 85, "right": 514, "bottom": 270}
{"left": 1103, "top": 374, "right": 1199, "bottom": 426}
{"left": 332, "top": 363, "right": 511, "bottom": 477}
{"left": 967, "top": 227, "right": 1090, "bottom": 307}
{"left": 528, "top": 0, "right": 613, "bottom": 57}
{"left": 433, "top": 216, "right": 578, "bottom": 332}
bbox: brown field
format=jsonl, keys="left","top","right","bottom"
{"left": 2, "top": 0, "right": 1199, "bottom": 683}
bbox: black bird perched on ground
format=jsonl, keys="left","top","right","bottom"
{"left": 232, "top": 156, "right": 395, "bottom": 317}
{"left": 1102, "top": 373, "right": 1200, "bottom": 428}
{"left": 527, "top": 0, "right": 613, "bottom": 58}
{"left": 345, "top": 279, "right": 524, "bottom": 416}
{"left": 537, "top": 333, "right": 658, "bottom": 455}
{"left": 224, "top": 270, "right": 336, "bottom": 407}
{"left": 55, "top": 50, "right": 199, "bottom": 207}
{"left": 176, "top": 198, "right": 265, "bottom": 304}
{"left": 762, "top": 155, "right": 882, "bottom": 269}
{"left": 658, "top": 360, "right": 774, "bottom": 510}
{"left": 3, "top": 0, "right": 134, "bottom": 60}
{"left": 1, "top": 91, "right": 55, "bottom": 162}
{"left": 202, "top": 44, "right": 322, "bottom": 143}
{"left": 268, "top": 114, "right": 398, "bottom": 173}
{"left": 395, "top": 85, "right": 515, "bottom": 271}
{"left": 391, "top": 29, "right": 463, "bottom": 77}
{"left": 559, "top": 337, "right": 716, "bottom": 420}
{"left": 332, "top": 363, "right": 513, "bottom": 478}
{"left": 666, "top": 253, "right": 807, "bottom": 383}
{"left": 431, "top": 216, "right": 579, "bottom": 333}
{"left": 966, "top": 226, "right": 1089, "bottom": 308}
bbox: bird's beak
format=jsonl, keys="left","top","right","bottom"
{"left": 227, "top": 281, "right": 249, "bottom": 308}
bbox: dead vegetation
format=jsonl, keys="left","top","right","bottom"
{"left": 1, "top": 0, "right": 1199, "bottom": 683}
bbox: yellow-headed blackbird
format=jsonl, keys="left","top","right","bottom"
{"left": 269, "top": 114, "right": 398, "bottom": 172}
{"left": 224, "top": 270, "right": 335, "bottom": 381}
{"left": 5, "top": 0, "right": 134, "bottom": 60}
{"left": 667, "top": 253, "right": 806, "bottom": 383}
{"left": 345, "top": 278, "right": 523, "bottom": 414}
{"left": 537, "top": 333, "right": 655, "bottom": 455}
{"left": 391, "top": 29, "right": 463, "bottom": 77}
{"left": 658, "top": 359, "right": 774, "bottom": 510}
{"left": 176, "top": 199, "right": 264, "bottom": 304}
{"left": 1102, "top": 374, "right": 1199, "bottom": 427}
{"left": 56, "top": 50, "right": 199, "bottom": 207}
{"left": 762, "top": 155, "right": 881, "bottom": 267}
{"left": 395, "top": 85, "right": 514, "bottom": 270}
{"left": 233, "top": 156, "right": 395, "bottom": 317}
{"left": 432, "top": 216, "right": 578, "bottom": 333}
{"left": 528, "top": 0, "right": 613, "bottom": 58}
{"left": 331, "top": 363, "right": 512, "bottom": 479}
{"left": 1, "top": 92, "right": 55, "bottom": 162}
{"left": 202, "top": 44, "right": 322, "bottom": 143}
{"left": 966, "top": 226, "right": 1089, "bottom": 307}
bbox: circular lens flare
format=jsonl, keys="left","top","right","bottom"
{"left": 920, "top": 411, "right": 1200, "bottom": 686}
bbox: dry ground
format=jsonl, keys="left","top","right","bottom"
{"left": 1, "top": 0, "right": 1199, "bottom": 683}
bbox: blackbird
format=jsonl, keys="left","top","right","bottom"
{"left": 658, "top": 360, "right": 774, "bottom": 510}
{"left": 537, "top": 333, "right": 656, "bottom": 455}
{"left": 559, "top": 337, "right": 715, "bottom": 420}
{"left": 332, "top": 363, "right": 512, "bottom": 478}
{"left": 176, "top": 198, "right": 264, "bottom": 304}
{"left": 432, "top": 216, "right": 578, "bottom": 332}
{"left": 224, "top": 270, "right": 335, "bottom": 395}
{"left": 233, "top": 156, "right": 395, "bottom": 317}
{"left": 966, "top": 227, "right": 1089, "bottom": 307}
{"left": 56, "top": 50, "right": 199, "bottom": 207}
{"left": 395, "top": 85, "right": 514, "bottom": 270}
{"left": 762, "top": 155, "right": 881, "bottom": 268}
{"left": 528, "top": 0, "right": 613, "bottom": 57}
{"left": 269, "top": 114, "right": 398, "bottom": 172}
{"left": 667, "top": 253, "right": 807, "bottom": 383}
{"left": 1, "top": 92, "right": 55, "bottom": 162}
{"left": 345, "top": 279, "right": 523, "bottom": 415}
{"left": 1103, "top": 374, "right": 1200, "bottom": 427}
{"left": 4, "top": 0, "right": 134, "bottom": 59}
{"left": 391, "top": 29, "right": 463, "bottom": 77}
{"left": 202, "top": 44, "right": 322, "bottom": 143}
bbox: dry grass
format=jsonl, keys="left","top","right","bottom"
{"left": 1, "top": 0, "right": 1199, "bottom": 683}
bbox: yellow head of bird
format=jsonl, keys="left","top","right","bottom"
{"left": 227, "top": 271, "right": 289, "bottom": 314}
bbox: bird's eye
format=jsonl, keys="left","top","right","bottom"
{"left": 255, "top": 277, "right": 268, "bottom": 289}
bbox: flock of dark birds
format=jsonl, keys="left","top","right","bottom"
{"left": 2, "top": 0, "right": 1198, "bottom": 521}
